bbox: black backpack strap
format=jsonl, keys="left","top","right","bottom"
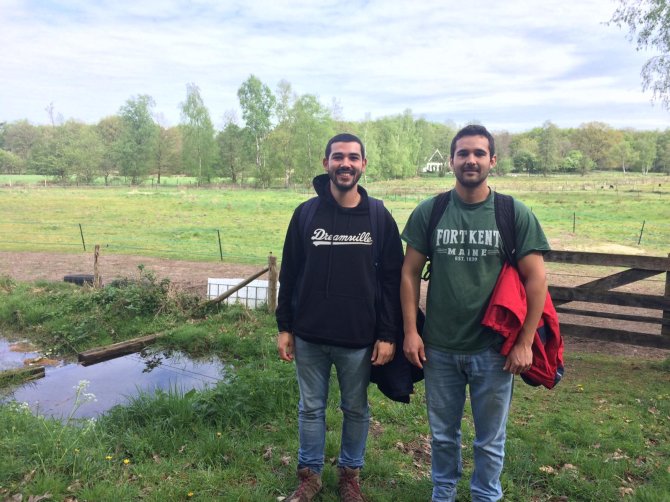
{"left": 493, "top": 192, "right": 517, "bottom": 267}
{"left": 421, "top": 190, "right": 451, "bottom": 281}
{"left": 369, "top": 196, "right": 385, "bottom": 267}
{"left": 369, "top": 197, "right": 386, "bottom": 319}
{"left": 299, "top": 197, "right": 320, "bottom": 243}
{"left": 300, "top": 196, "right": 384, "bottom": 260}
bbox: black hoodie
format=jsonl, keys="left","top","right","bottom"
{"left": 276, "top": 174, "right": 403, "bottom": 348}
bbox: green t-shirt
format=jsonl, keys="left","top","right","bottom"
{"left": 401, "top": 189, "right": 550, "bottom": 354}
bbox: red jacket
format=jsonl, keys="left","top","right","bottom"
{"left": 482, "top": 262, "right": 564, "bottom": 389}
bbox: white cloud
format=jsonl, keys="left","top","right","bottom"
{"left": 0, "top": 0, "right": 667, "bottom": 131}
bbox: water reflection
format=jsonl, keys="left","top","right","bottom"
{"left": 1, "top": 338, "right": 225, "bottom": 420}
{"left": 0, "top": 338, "right": 42, "bottom": 370}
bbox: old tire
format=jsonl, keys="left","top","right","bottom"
{"left": 63, "top": 274, "right": 96, "bottom": 286}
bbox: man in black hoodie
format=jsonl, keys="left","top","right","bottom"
{"left": 277, "top": 133, "right": 403, "bottom": 502}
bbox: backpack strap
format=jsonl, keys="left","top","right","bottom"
{"left": 368, "top": 196, "right": 385, "bottom": 267}
{"left": 421, "top": 190, "right": 517, "bottom": 279}
{"left": 299, "top": 195, "right": 384, "bottom": 264}
{"left": 421, "top": 190, "right": 451, "bottom": 281}
{"left": 298, "top": 195, "right": 385, "bottom": 309}
{"left": 299, "top": 197, "right": 320, "bottom": 243}
{"left": 493, "top": 192, "right": 517, "bottom": 267}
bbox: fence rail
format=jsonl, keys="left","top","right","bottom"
{"left": 545, "top": 250, "right": 670, "bottom": 349}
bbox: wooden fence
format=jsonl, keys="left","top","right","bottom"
{"left": 546, "top": 251, "right": 670, "bottom": 349}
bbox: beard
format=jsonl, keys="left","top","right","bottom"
{"left": 454, "top": 166, "right": 489, "bottom": 188}
{"left": 328, "top": 167, "right": 362, "bottom": 192}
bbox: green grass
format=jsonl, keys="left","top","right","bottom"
{"left": 0, "top": 270, "right": 198, "bottom": 355}
{"left": 1, "top": 280, "right": 669, "bottom": 501}
{"left": 1, "top": 173, "right": 668, "bottom": 265}
{"left": 1, "top": 173, "right": 668, "bottom": 500}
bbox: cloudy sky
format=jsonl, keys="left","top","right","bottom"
{"left": 1, "top": 0, "right": 668, "bottom": 132}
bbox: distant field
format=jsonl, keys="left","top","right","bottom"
{"left": 0, "top": 173, "right": 668, "bottom": 264}
{"left": 0, "top": 174, "right": 208, "bottom": 187}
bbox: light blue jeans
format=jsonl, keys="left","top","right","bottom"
{"left": 424, "top": 346, "right": 514, "bottom": 502}
{"left": 293, "top": 336, "right": 372, "bottom": 474}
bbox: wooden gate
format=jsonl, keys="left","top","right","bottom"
{"left": 546, "top": 251, "right": 670, "bottom": 349}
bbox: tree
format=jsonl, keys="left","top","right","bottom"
{"left": 512, "top": 150, "right": 537, "bottom": 175}
{"left": 2, "top": 120, "right": 38, "bottom": 166}
{"left": 493, "top": 130, "right": 513, "bottom": 176}
{"left": 155, "top": 120, "right": 182, "bottom": 184}
{"left": 270, "top": 80, "right": 297, "bottom": 187}
{"left": 510, "top": 135, "right": 539, "bottom": 174}
{"left": 290, "top": 94, "right": 334, "bottom": 184}
{"left": 560, "top": 150, "right": 593, "bottom": 175}
{"left": 573, "top": 122, "right": 617, "bottom": 169}
{"left": 654, "top": 129, "right": 670, "bottom": 173}
{"left": 611, "top": 131, "right": 637, "bottom": 173}
{"left": 374, "top": 110, "right": 422, "bottom": 179}
{"left": 179, "top": 83, "right": 216, "bottom": 182}
{"left": 610, "top": 0, "right": 670, "bottom": 109}
{"left": 538, "top": 120, "right": 561, "bottom": 176}
{"left": 357, "top": 113, "right": 380, "bottom": 181}
{"left": 64, "top": 122, "right": 103, "bottom": 183}
{"left": 631, "top": 130, "right": 658, "bottom": 173}
{"left": 237, "top": 75, "right": 276, "bottom": 186}
{"left": 96, "top": 116, "right": 123, "bottom": 185}
{"left": 0, "top": 149, "right": 24, "bottom": 174}
{"left": 217, "top": 120, "right": 251, "bottom": 184}
{"left": 117, "top": 95, "right": 158, "bottom": 184}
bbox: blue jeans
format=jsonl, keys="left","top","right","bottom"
{"left": 293, "top": 336, "right": 372, "bottom": 474}
{"left": 424, "top": 346, "right": 514, "bottom": 502}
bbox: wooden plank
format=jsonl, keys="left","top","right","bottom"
{"left": 0, "top": 366, "right": 45, "bottom": 385}
{"left": 203, "top": 267, "right": 269, "bottom": 308}
{"left": 78, "top": 333, "right": 163, "bottom": 366}
{"left": 555, "top": 306, "right": 670, "bottom": 326}
{"left": 549, "top": 286, "right": 670, "bottom": 310}
{"left": 561, "top": 323, "right": 670, "bottom": 349}
{"left": 571, "top": 268, "right": 660, "bottom": 291}
{"left": 551, "top": 268, "right": 661, "bottom": 307}
{"left": 268, "top": 255, "right": 277, "bottom": 313}
{"left": 545, "top": 250, "right": 670, "bottom": 271}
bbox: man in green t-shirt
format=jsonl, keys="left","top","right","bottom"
{"left": 400, "top": 124, "right": 550, "bottom": 502}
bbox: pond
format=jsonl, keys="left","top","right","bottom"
{"left": 0, "top": 337, "right": 225, "bottom": 420}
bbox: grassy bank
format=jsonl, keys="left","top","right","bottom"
{"left": 1, "top": 173, "right": 669, "bottom": 264}
{"left": 1, "top": 276, "right": 669, "bottom": 501}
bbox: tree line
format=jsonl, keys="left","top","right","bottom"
{"left": 1, "top": 75, "right": 669, "bottom": 186}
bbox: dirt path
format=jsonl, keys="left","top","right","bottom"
{"left": 1, "top": 251, "right": 668, "bottom": 360}
{"left": 0, "top": 251, "right": 263, "bottom": 296}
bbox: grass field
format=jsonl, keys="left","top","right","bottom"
{"left": 0, "top": 173, "right": 670, "bottom": 263}
{"left": 0, "top": 279, "right": 668, "bottom": 501}
{"left": 1, "top": 173, "right": 669, "bottom": 265}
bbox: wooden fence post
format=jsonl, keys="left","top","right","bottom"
{"left": 663, "top": 252, "right": 670, "bottom": 339}
{"left": 268, "top": 253, "right": 278, "bottom": 313}
{"left": 93, "top": 245, "right": 101, "bottom": 288}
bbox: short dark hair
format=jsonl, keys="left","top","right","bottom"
{"left": 450, "top": 124, "right": 495, "bottom": 159}
{"left": 325, "top": 133, "right": 366, "bottom": 159}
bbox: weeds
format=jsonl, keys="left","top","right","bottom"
{"left": 1, "top": 278, "right": 669, "bottom": 500}
{"left": 0, "top": 266, "right": 201, "bottom": 355}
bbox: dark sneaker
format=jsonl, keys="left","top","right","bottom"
{"left": 338, "top": 466, "right": 364, "bottom": 502}
{"left": 286, "top": 467, "right": 322, "bottom": 502}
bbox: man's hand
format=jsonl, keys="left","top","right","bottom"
{"left": 277, "top": 331, "right": 295, "bottom": 362}
{"left": 503, "top": 341, "right": 532, "bottom": 375}
{"left": 403, "top": 331, "right": 426, "bottom": 369}
{"left": 371, "top": 340, "right": 395, "bottom": 366}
